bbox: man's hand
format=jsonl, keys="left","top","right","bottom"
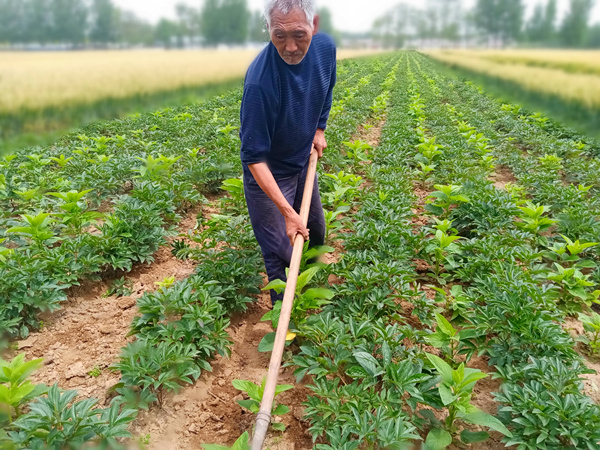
{"left": 313, "top": 128, "right": 327, "bottom": 159}
{"left": 283, "top": 209, "right": 309, "bottom": 247}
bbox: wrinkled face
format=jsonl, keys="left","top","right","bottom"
{"left": 268, "top": 8, "right": 318, "bottom": 65}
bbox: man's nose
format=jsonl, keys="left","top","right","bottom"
{"left": 285, "top": 38, "right": 298, "bottom": 53}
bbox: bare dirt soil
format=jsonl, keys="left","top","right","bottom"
{"left": 18, "top": 207, "right": 203, "bottom": 403}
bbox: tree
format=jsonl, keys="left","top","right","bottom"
{"left": 201, "top": 0, "right": 250, "bottom": 45}
{"left": 175, "top": 2, "right": 201, "bottom": 45}
{"left": 587, "top": 23, "right": 600, "bottom": 47}
{"left": 248, "top": 10, "right": 268, "bottom": 43}
{"left": 473, "top": 0, "right": 524, "bottom": 46}
{"left": 90, "top": 0, "right": 117, "bottom": 45}
{"left": 0, "top": 0, "right": 25, "bottom": 43}
{"left": 24, "top": 0, "right": 53, "bottom": 44}
{"left": 155, "top": 18, "right": 180, "bottom": 48}
{"left": 116, "top": 9, "right": 154, "bottom": 46}
{"left": 560, "top": 0, "right": 595, "bottom": 47}
{"left": 51, "top": 0, "right": 88, "bottom": 46}
{"left": 526, "top": 0, "right": 557, "bottom": 45}
{"left": 316, "top": 7, "right": 341, "bottom": 44}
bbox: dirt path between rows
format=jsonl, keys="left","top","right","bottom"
{"left": 16, "top": 207, "right": 202, "bottom": 403}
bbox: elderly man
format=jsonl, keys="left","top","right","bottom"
{"left": 240, "top": 0, "right": 336, "bottom": 305}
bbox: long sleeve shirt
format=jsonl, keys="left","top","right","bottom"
{"left": 240, "top": 33, "right": 337, "bottom": 178}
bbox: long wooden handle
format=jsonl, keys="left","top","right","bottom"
{"left": 251, "top": 151, "right": 319, "bottom": 450}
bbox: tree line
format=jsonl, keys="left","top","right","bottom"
{"left": 372, "top": 0, "right": 600, "bottom": 48}
{"left": 0, "top": 0, "right": 266, "bottom": 47}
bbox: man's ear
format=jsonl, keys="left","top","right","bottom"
{"left": 312, "top": 14, "right": 319, "bottom": 35}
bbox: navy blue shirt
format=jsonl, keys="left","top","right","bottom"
{"left": 240, "top": 33, "right": 336, "bottom": 178}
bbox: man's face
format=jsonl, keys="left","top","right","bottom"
{"left": 269, "top": 8, "right": 319, "bottom": 65}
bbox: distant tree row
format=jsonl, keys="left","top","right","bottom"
{"left": 0, "top": 0, "right": 259, "bottom": 47}
{"left": 372, "top": 0, "right": 600, "bottom": 48}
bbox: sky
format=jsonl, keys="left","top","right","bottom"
{"left": 113, "top": 0, "right": 600, "bottom": 33}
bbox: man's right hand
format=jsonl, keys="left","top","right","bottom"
{"left": 283, "top": 209, "right": 309, "bottom": 247}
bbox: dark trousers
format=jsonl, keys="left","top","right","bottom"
{"left": 243, "top": 162, "right": 325, "bottom": 304}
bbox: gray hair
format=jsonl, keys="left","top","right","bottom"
{"left": 264, "top": 0, "right": 317, "bottom": 28}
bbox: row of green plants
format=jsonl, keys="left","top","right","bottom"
{"left": 410, "top": 52, "right": 600, "bottom": 449}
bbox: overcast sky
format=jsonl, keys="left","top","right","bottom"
{"left": 113, "top": 0, "right": 600, "bottom": 33}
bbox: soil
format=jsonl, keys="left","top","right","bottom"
{"left": 17, "top": 207, "right": 203, "bottom": 403}
{"left": 489, "top": 164, "right": 517, "bottom": 190}
{"left": 562, "top": 317, "right": 600, "bottom": 404}
{"left": 129, "top": 290, "right": 315, "bottom": 449}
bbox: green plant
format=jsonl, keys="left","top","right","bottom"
{"left": 538, "top": 154, "right": 563, "bottom": 171}
{"left": 0, "top": 354, "right": 46, "bottom": 423}
{"left": 544, "top": 235, "right": 598, "bottom": 270}
{"left": 8, "top": 384, "right": 136, "bottom": 448}
{"left": 432, "top": 285, "right": 472, "bottom": 322}
{"left": 48, "top": 189, "right": 103, "bottom": 235}
{"left": 577, "top": 312, "right": 600, "bottom": 355}
{"left": 155, "top": 276, "right": 176, "bottom": 291}
{"left": 220, "top": 178, "right": 245, "bottom": 211}
{"left": 416, "top": 137, "right": 443, "bottom": 163}
{"left": 171, "top": 239, "right": 192, "bottom": 260}
{"left": 88, "top": 366, "right": 102, "bottom": 378}
{"left": 7, "top": 213, "right": 59, "bottom": 248}
{"left": 342, "top": 140, "right": 372, "bottom": 164}
{"left": 105, "top": 277, "right": 133, "bottom": 298}
{"left": 426, "top": 314, "right": 476, "bottom": 366}
{"left": 415, "top": 162, "right": 436, "bottom": 187}
{"left": 260, "top": 265, "right": 334, "bottom": 352}
{"left": 232, "top": 379, "right": 293, "bottom": 432}
{"left": 134, "top": 154, "right": 182, "bottom": 181}
{"left": 203, "top": 432, "right": 250, "bottom": 450}
{"left": 546, "top": 264, "right": 599, "bottom": 314}
{"left": 421, "top": 354, "right": 512, "bottom": 449}
{"left": 424, "top": 220, "right": 463, "bottom": 283}
{"left": 515, "top": 202, "right": 557, "bottom": 245}
{"left": 425, "top": 185, "right": 469, "bottom": 218}
{"left": 323, "top": 206, "right": 350, "bottom": 241}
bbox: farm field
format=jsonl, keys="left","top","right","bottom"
{"left": 0, "top": 48, "right": 381, "bottom": 155}
{"left": 1, "top": 51, "right": 600, "bottom": 449}
{"left": 425, "top": 49, "right": 600, "bottom": 140}
{"left": 429, "top": 49, "right": 600, "bottom": 75}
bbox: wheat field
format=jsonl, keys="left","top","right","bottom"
{"left": 0, "top": 48, "right": 378, "bottom": 114}
{"left": 425, "top": 50, "right": 600, "bottom": 108}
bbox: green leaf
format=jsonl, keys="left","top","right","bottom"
{"left": 237, "top": 399, "right": 259, "bottom": 413}
{"left": 272, "top": 404, "right": 289, "bottom": 415}
{"left": 438, "top": 383, "right": 456, "bottom": 406}
{"left": 425, "top": 428, "right": 452, "bottom": 450}
{"left": 271, "top": 422, "right": 286, "bottom": 432}
{"left": 460, "top": 430, "right": 489, "bottom": 444}
{"left": 460, "top": 411, "right": 512, "bottom": 437}
{"left": 274, "top": 384, "right": 294, "bottom": 396}
{"left": 258, "top": 332, "right": 276, "bottom": 353}
{"left": 302, "top": 288, "right": 335, "bottom": 300}
{"left": 435, "top": 313, "right": 456, "bottom": 337}
{"left": 426, "top": 353, "right": 453, "bottom": 383}
{"left": 424, "top": 204, "right": 444, "bottom": 216}
{"left": 353, "top": 351, "right": 383, "bottom": 377}
{"left": 263, "top": 279, "right": 287, "bottom": 294}
{"left": 231, "top": 432, "right": 250, "bottom": 450}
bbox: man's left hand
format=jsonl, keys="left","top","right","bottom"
{"left": 313, "top": 128, "right": 327, "bottom": 159}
